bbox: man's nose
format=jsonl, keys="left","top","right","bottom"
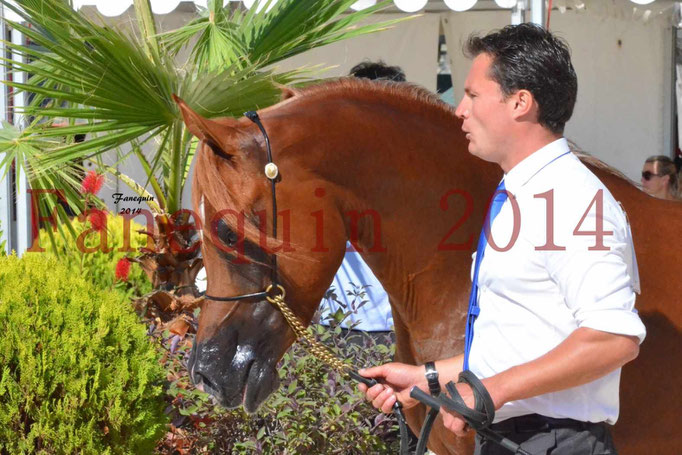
{"left": 455, "top": 97, "right": 468, "bottom": 119}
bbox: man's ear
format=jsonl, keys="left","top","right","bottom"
{"left": 173, "top": 94, "right": 242, "bottom": 158}
{"left": 510, "top": 89, "right": 536, "bottom": 120}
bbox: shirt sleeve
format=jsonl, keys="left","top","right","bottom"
{"left": 542, "top": 187, "right": 646, "bottom": 344}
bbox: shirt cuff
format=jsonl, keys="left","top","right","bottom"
{"left": 578, "top": 308, "right": 646, "bottom": 344}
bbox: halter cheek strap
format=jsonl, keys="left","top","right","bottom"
{"left": 201, "top": 111, "right": 281, "bottom": 303}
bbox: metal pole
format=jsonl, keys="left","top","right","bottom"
{"left": 511, "top": 0, "right": 526, "bottom": 25}
{"left": 529, "top": 0, "right": 546, "bottom": 26}
{"left": 11, "top": 25, "right": 31, "bottom": 256}
{"left": 0, "top": 4, "right": 10, "bottom": 254}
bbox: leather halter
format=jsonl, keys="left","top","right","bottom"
{"left": 201, "top": 110, "right": 282, "bottom": 303}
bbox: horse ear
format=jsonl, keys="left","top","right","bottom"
{"left": 173, "top": 95, "right": 241, "bottom": 158}
{"left": 276, "top": 84, "right": 298, "bottom": 101}
{"left": 174, "top": 94, "right": 211, "bottom": 141}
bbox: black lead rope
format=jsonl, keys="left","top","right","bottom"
{"left": 415, "top": 397, "right": 440, "bottom": 455}
{"left": 410, "top": 372, "right": 532, "bottom": 455}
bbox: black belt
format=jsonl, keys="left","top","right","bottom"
{"left": 490, "top": 414, "right": 597, "bottom": 434}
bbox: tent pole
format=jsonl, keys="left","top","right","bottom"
{"left": 10, "top": 25, "right": 30, "bottom": 256}
{"left": 0, "top": 5, "right": 11, "bottom": 255}
{"left": 529, "top": 0, "right": 546, "bottom": 26}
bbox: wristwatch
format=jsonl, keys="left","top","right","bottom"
{"left": 424, "top": 361, "right": 441, "bottom": 396}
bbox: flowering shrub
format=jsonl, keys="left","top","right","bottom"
{"left": 87, "top": 208, "right": 108, "bottom": 232}
{"left": 35, "top": 212, "right": 152, "bottom": 300}
{"left": 80, "top": 170, "right": 105, "bottom": 196}
{"left": 115, "top": 257, "right": 132, "bottom": 282}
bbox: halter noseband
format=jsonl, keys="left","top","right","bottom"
{"left": 201, "top": 111, "right": 283, "bottom": 303}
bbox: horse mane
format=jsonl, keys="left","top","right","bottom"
{"left": 292, "top": 78, "right": 458, "bottom": 121}
{"left": 566, "top": 139, "right": 640, "bottom": 188}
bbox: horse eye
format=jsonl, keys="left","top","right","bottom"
{"left": 226, "top": 230, "right": 239, "bottom": 246}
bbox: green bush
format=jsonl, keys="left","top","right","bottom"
{"left": 0, "top": 218, "right": 6, "bottom": 255}
{"left": 0, "top": 254, "right": 168, "bottom": 454}
{"left": 35, "top": 212, "right": 152, "bottom": 300}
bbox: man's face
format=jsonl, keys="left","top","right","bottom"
{"left": 455, "top": 54, "right": 514, "bottom": 164}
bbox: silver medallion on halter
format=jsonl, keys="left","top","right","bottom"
{"left": 265, "top": 162, "right": 279, "bottom": 180}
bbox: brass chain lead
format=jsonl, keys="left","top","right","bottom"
{"left": 266, "top": 286, "right": 350, "bottom": 374}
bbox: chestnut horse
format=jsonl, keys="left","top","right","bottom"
{"left": 178, "top": 79, "right": 682, "bottom": 455}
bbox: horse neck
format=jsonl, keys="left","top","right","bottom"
{"left": 271, "top": 93, "right": 500, "bottom": 332}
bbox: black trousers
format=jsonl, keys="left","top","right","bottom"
{"left": 474, "top": 414, "right": 617, "bottom": 455}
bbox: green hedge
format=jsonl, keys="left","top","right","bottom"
{"left": 0, "top": 254, "right": 168, "bottom": 454}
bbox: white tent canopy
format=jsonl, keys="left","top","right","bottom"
{"left": 0, "top": 0, "right": 666, "bottom": 18}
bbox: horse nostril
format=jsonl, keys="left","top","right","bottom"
{"left": 193, "top": 371, "right": 218, "bottom": 394}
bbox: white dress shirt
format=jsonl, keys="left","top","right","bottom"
{"left": 468, "top": 138, "right": 646, "bottom": 424}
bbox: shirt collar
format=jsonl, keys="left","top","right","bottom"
{"left": 503, "top": 138, "right": 570, "bottom": 194}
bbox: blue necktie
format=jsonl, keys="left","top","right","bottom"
{"left": 463, "top": 180, "right": 508, "bottom": 371}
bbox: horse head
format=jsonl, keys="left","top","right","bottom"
{"left": 176, "top": 94, "right": 349, "bottom": 412}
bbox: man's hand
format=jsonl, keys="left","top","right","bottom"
{"left": 357, "top": 362, "right": 426, "bottom": 413}
{"left": 440, "top": 382, "right": 475, "bottom": 437}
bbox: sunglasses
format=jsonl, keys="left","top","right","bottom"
{"left": 641, "top": 170, "right": 664, "bottom": 181}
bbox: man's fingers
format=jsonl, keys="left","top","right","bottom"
{"left": 441, "top": 409, "right": 469, "bottom": 437}
{"left": 381, "top": 393, "right": 397, "bottom": 414}
{"left": 358, "top": 364, "right": 389, "bottom": 378}
{"left": 366, "top": 383, "right": 385, "bottom": 401}
{"left": 372, "top": 386, "right": 394, "bottom": 411}
{"left": 453, "top": 424, "right": 468, "bottom": 438}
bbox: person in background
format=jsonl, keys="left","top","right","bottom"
{"left": 348, "top": 60, "right": 406, "bottom": 82}
{"left": 318, "top": 61, "right": 406, "bottom": 345}
{"left": 641, "top": 155, "right": 680, "bottom": 200}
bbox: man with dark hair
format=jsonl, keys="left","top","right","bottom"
{"left": 349, "top": 60, "right": 406, "bottom": 82}
{"left": 358, "top": 24, "right": 645, "bottom": 454}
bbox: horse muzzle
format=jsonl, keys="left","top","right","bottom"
{"left": 187, "top": 324, "right": 282, "bottom": 413}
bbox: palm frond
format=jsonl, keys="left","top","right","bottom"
{"left": 160, "top": 0, "right": 416, "bottom": 73}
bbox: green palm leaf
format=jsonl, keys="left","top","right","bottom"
{"left": 160, "top": 0, "right": 413, "bottom": 72}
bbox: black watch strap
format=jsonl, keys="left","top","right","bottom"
{"left": 424, "top": 361, "right": 440, "bottom": 396}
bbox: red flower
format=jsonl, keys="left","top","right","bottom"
{"left": 115, "top": 258, "right": 131, "bottom": 282}
{"left": 88, "top": 209, "right": 108, "bottom": 232}
{"left": 80, "top": 170, "right": 105, "bottom": 196}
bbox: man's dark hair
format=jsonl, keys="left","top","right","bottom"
{"left": 465, "top": 23, "right": 577, "bottom": 134}
{"left": 349, "top": 60, "right": 406, "bottom": 82}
